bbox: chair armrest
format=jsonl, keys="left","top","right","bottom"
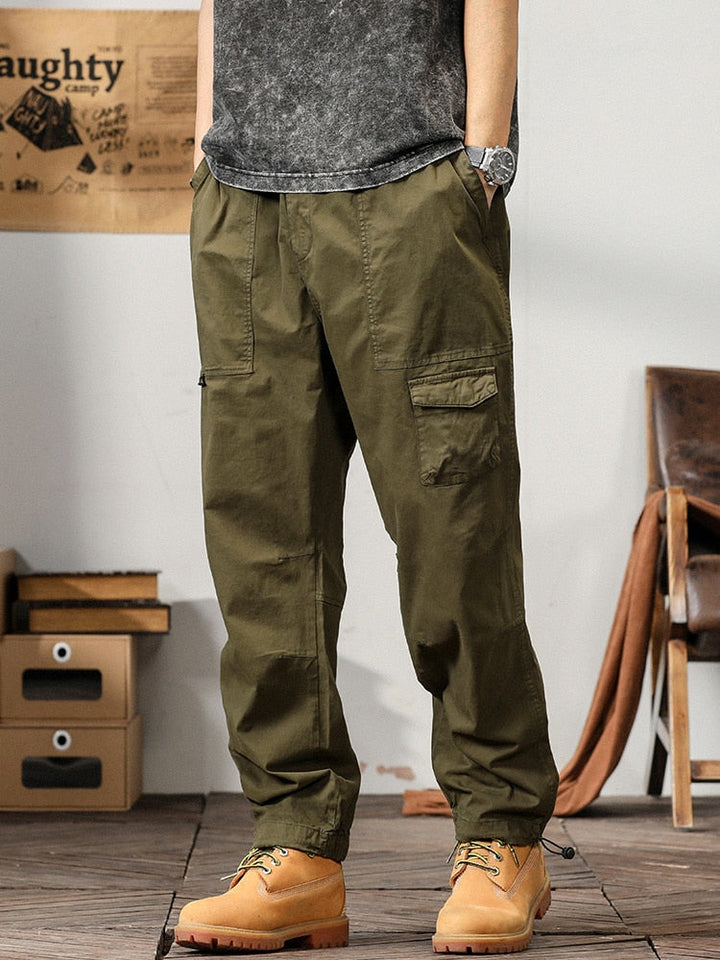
{"left": 666, "top": 486, "right": 689, "bottom": 634}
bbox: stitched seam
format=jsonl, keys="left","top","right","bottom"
{"left": 492, "top": 846, "right": 540, "bottom": 901}
{"left": 258, "top": 873, "right": 342, "bottom": 902}
{"left": 372, "top": 344, "right": 512, "bottom": 371}
{"left": 199, "top": 367, "right": 253, "bottom": 378}
{"left": 449, "top": 152, "right": 512, "bottom": 310}
{"left": 208, "top": 140, "right": 462, "bottom": 181}
{"left": 241, "top": 193, "right": 259, "bottom": 370}
{"left": 355, "top": 193, "right": 383, "bottom": 366}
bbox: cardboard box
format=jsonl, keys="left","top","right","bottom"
{"left": 0, "top": 714, "right": 142, "bottom": 810}
{"left": 0, "top": 634, "right": 136, "bottom": 721}
{"left": 0, "top": 548, "right": 16, "bottom": 634}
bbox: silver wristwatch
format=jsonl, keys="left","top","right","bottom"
{"left": 465, "top": 145, "right": 516, "bottom": 187}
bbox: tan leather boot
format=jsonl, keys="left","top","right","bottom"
{"left": 433, "top": 840, "right": 550, "bottom": 954}
{"left": 174, "top": 846, "right": 349, "bottom": 952}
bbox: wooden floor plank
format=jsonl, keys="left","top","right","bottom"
{"left": 347, "top": 813, "right": 456, "bottom": 852}
{"left": 177, "top": 826, "right": 254, "bottom": 897}
{"left": 344, "top": 845, "right": 451, "bottom": 891}
{"left": 652, "top": 934, "right": 720, "bottom": 959}
{"left": 559, "top": 796, "right": 720, "bottom": 855}
{"left": 1, "top": 793, "right": 718, "bottom": 959}
{"left": 541, "top": 819, "right": 598, "bottom": 889}
{"left": 534, "top": 888, "right": 630, "bottom": 936}
{"left": 0, "top": 795, "right": 203, "bottom": 892}
{"left": 0, "top": 928, "right": 167, "bottom": 960}
{"left": 529, "top": 936, "right": 658, "bottom": 958}
{"left": 195, "top": 792, "right": 252, "bottom": 832}
{"left": 572, "top": 854, "right": 720, "bottom": 892}
{"left": 0, "top": 823, "right": 199, "bottom": 890}
{"left": 0, "top": 889, "right": 174, "bottom": 929}
{"left": 602, "top": 884, "right": 720, "bottom": 936}
{"left": 0, "top": 793, "right": 204, "bottom": 830}
{"left": 345, "top": 888, "right": 445, "bottom": 933}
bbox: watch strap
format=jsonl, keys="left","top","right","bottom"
{"left": 464, "top": 146, "right": 487, "bottom": 169}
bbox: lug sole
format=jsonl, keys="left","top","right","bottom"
{"left": 174, "top": 916, "right": 349, "bottom": 952}
{"left": 432, "top": 882, "right": 551, "bottom": 955}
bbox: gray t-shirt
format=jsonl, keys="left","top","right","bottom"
{"left": 204, "top": 0, "right": 518, "bottom": 193}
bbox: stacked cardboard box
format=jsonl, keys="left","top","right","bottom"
{"left": 0, "top": 553, "right": 167, "bottom": 811}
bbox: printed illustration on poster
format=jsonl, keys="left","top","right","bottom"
{"left": 0, "top": 8, "right": 198, "bottom": 233}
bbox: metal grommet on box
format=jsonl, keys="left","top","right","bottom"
{"left": 52, "top": 730, "right": 72, "bottom": 751}
{"left": 52, "top": 641, "right": 72, "bottom": 664}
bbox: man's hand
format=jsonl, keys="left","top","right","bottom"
{"left": 476, "top": 174, "right": 497, "bottom": 210}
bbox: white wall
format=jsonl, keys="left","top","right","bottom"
{"left": 1, "top": 0, "right": 719, "bottom": 800}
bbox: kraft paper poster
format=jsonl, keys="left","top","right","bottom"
{"left": 0, "top": 7, "right": 198, "bottom": 233}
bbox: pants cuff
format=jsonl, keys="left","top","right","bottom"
{"left": 453, "top": 816, "right": 546, "bottom": 846}
{"left": 253, "top": 818, "right": 350, "bottom": 862}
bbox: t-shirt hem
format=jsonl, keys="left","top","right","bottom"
{"left": 205, "top": 140, "right": 465, "bottom": 193}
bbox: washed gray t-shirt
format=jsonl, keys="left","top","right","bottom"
{"left": 204, "top": 0, "right": 518, "bottom": 193}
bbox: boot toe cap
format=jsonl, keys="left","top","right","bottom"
{"left": 436, "top": 901, "right": 525, "bottom": 938}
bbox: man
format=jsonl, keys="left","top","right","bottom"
{"left": 175, "top": 0, "right": 558, "bottom": 954}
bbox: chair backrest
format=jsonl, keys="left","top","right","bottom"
{"left": 646, "top": 366, "right": 720, "bottom": 503}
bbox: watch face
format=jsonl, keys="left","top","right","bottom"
{"left": 488, "top": 148, "right": 515, "bottom": 185}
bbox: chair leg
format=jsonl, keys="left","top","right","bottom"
{"left": 646, "top": 641, "right": 668, "bottom": 797}
{"left": 648, "top": 590, "right": 667, "bottom": 694}
{"left": 667, "top": 639, "right": 693, "bottom": 828}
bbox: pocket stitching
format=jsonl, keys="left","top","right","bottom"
{"left": 193, "top": 189, "right": 259, "bottom": 378}
{"left": 408, "top": 369, "right": 498, "bottom": 408}
{"left": 190, "top": 157, "right": 212, "bottom": 193}
{"left": 408, "top": 367, "right": 501, "bottom": 486}
{"left": 353, "top": 168, "right": 512, "bottom": 370}
{"left": 450, "top": 151, "right": 509, "bottom": 280}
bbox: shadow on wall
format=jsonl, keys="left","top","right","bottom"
{"left": 337, "top": 655, "right": 432, "bottom": 793}
{"left": 137, "top": 597, "right": 237, "bottom": 793}
{"left": 137, "top": 599, "right": 435, "bottom": 795}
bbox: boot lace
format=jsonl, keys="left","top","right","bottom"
{"left": 220, "top": 845, "right": 290, "bottom": 881}
{"left": 449, "top": 840, "right": 520, "bottom": 877}
{"left": 449, "top": 835, "right": 575, "bottom": 876}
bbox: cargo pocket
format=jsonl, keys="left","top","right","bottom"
{"left": 408, "top": 367, "right": 501, "bottom": 486}
{"left": 190, "top": 173, "right": 259, "bottom": 377}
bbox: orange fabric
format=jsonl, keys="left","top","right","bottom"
{"left": 554, "top": 491, "right": 720, "bottom": 817}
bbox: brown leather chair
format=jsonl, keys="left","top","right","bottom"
{"left": 645, "top": 366, "right": 720, "bottom": 827}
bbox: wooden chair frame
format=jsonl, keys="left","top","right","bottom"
{"left": 646, "top": 486, "right": 720, "bottom": 827}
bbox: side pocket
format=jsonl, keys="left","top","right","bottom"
{"left": 408, "top": 367, "right": 501, "bottom": 486}
{"left": 450, "top": 149, "right": 492, "bottom": 227}
{"left": 190, "top": 157, "right": 211, "bottom": 192}
{"left": 449, "top": 151, "right": 511, "bottom": 283}
{"left": 190, "top": 175, "right": 258, "bottom": 377}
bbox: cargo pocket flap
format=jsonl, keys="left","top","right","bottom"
{"left": 408, "top": 369, "right": 497, "bottom": 409}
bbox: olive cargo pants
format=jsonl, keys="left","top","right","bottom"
{"left": 190, "top": 151, "right": 558, "bottom": 862}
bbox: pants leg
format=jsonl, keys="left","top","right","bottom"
{"left": 190, "top": 161, "right": 360, "bottom": 861}
{"left": 289, "top": 153, "right": 558, "bottom": 844}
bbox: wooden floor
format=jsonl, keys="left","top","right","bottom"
{"left": 0, "top": 794, "right": 719, "bottom": 959}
